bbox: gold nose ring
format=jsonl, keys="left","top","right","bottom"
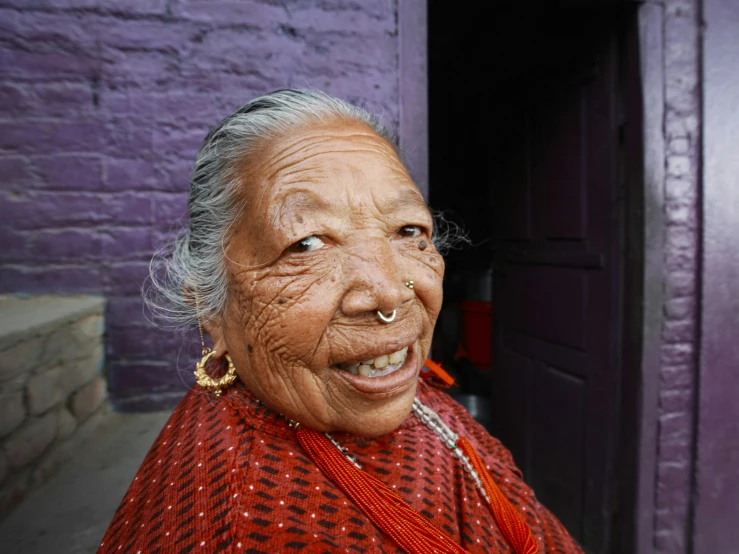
{"left": 405, "top": 281, "right": 414, "bottom": 289}
{"left": 377, "top": 309, "right": 397, "bottom": 323}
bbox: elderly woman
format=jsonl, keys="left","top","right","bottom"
{"left": 99, "top": 90, "right": 581, "bottom": 553}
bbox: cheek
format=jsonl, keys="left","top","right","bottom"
{"left": 398, "top": 243, "right": 444, "bottom": 314}
{"left": 238, "top": 254, "right": 344, "bottom": 361}
{"left": 420, "top": 273, "right": 444, "bottom": 325}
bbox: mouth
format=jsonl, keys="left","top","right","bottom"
{"left": 332, "top": 341, "right": 421, "bottom": 396}
{"left": 332, "top": 346, "right": 409, "bottom": 379}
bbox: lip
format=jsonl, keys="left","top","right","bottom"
{"left": 336, "top": 340, "right": 420, "bottom": 396}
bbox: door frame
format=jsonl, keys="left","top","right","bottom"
{"left": 399, "top": 0, "right": 429, "bottom": 198}
{"left": 618, "top": 3, "right": 666, "bottom": 553}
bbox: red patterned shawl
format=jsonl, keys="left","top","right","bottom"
{"left": 99, "top": 380, "right": 582, "bottom": 553}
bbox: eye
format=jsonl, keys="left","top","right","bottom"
{"left": 397, "top": 225, "right": 423, "bottom": 238}
{"left": 287, "top": 235, "right": 325, "bottom": 253}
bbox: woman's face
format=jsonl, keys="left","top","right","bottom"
{"left": 207, "top": 119, "right": 444, "bottom": 437}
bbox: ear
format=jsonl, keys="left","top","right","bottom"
{"left": 202, "top": 315, "right": 229, "bottom": 358}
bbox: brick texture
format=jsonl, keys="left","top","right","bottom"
{"left": 653, "top": 1, "right": 701, "bottom": 552}
{"left": 0, "top": 0, "right": 401, "bottom": 408}
{"left": 69, "top": 375, "right": 107, "bottom": 421}
{"left": 0, "top": 392, "right": 25, "bottom": 439}
{"left": 0, "top": 451, "right": 7, "bottom": 486}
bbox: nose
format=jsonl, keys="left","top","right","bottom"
{"left": 339, "top": 240, "right": 408, "bottom": 318}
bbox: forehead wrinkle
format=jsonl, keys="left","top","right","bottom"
{"left": 244, "top": 154, "right": 334, "bottom": 219}
{"left": 245, "top": 122, "right": 416, "bottom": 228}
{"left": 265, "top": 145, "right": 401, "bottom": 187}
{"left": 282, "top": 148, "right": 411, "bottom": 193}
{"left": 259, "top": 125, "right": 400, "bottom": 183}
{"left": 273, "top": 156, "right": 335, "bottom": 186}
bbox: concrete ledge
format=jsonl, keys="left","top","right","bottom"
{"left": 0, "top": 296, "right": 105, "bottom": 350}
{"left": 0, "top": 295, "right": 108, "bottom": 521}
{"left": 0, "top": 295, "right": 105, "bottom": 388}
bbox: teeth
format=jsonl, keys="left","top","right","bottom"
{"left": 388, "top": 346, "right": 407, "bottom": 364}
{"left": 374, "top": 354, "right": 389, "bottom": 369}
{"left": 339, "top": 346, "right": 410, "bottom": 377}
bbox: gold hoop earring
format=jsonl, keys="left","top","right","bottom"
{"left": 194, "top": 351, "right": 238, "bottom": 396}
{"left": 193, "top": 292, "right": 237, "bottom": 396}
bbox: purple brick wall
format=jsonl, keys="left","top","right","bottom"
{"left": 0, "top": 0, "right": 401, "bottom": 409}
{"left": 694, "top": 1, "right": 739, "bottom": 550}
{"left": 653, "top": 0, "right": 701, "bottom": 551}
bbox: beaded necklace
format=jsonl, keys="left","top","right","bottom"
{"left": 410, "top": 398, "right": 490, "bottom": 504}
{"left": 293, "top": 397, "right": 539, "bottom": 554}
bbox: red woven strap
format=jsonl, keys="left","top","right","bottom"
{"left": 296, "top": 427, "right": 470, "bottom": 554}
{"left": 457, "top": 436, "right": 539, "bottom": 554}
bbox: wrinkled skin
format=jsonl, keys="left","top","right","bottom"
{"left": 204, "top": 119, "right": 445, "bottom": 437}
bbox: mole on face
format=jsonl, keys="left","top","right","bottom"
{"left": 296, "top": 215, "right": 304, "bottom": 224}
{"left": 278, "top": 297, "right": 287, "bottom": 304}
{"left": 247, "top": 344, "right": 254, "bottom": 353}
{"left": 418, "top": 240, "right": 428, "bottom": 251}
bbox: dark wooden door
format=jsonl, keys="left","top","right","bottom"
{"left": 490, "top": 31, "right": 622, "bottom": 553}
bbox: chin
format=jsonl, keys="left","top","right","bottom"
{"left": 329, "top": 385, "right": 419, "bottom": 438}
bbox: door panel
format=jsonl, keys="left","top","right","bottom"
{"left": 501, "top": 266, "right": 587, "bottom": 351}
{"left": 495, "top": 350, "right": 533, "bottom": 475}
{"left": 533, "top": 90, "right": 588, "bottom": 239}
{"left": 531, "top": 364, "right": 585, "bottom": 535}
{"left": 492, "top": 32, "right": 620, "bottom": 552}
{"left": 499, "top": 139, "right": 532, "bottom": 239}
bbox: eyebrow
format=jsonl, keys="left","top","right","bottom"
{"left": 379, "top": 188, "right": 428, "bottom": 213}
{"left": 274, "top": 189, "right": 332, "bottom": 214}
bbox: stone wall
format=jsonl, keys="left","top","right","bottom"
{"left": 652, "top": 0, "right": 701, "bottom": 552}
{"left": 0, "top": 0, "right": 401, "bottom": 409}
{"left": 0, "top": 296, "right": 108, "bottom": 520}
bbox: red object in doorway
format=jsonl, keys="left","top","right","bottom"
{"left": 422, "top": 358, "right": 456, "bottom": 387}
{"left": 460, "top": 299, "right": 492, "bottom": 370}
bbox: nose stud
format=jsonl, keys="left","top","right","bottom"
{"left": 405, "top": 281, "right": 414, "bottom": 289}
{"left": 377, "top": 309, "right": 397, "bottom": 324}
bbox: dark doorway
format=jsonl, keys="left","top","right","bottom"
{"left": 428, "top": 2, "right": 642, "bottom": 552}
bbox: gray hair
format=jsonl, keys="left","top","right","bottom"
{"left": 145, "top": 89, "right": 464, "bottom": 330}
